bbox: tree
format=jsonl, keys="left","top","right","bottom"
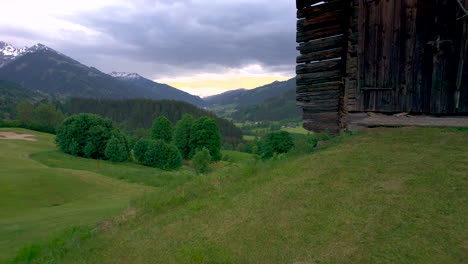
{"left": 55, "top": 113, "right": 115, "bottom": 158}
{"left": 33, "top": 102, "right": 64, "bottom": 129}
{"left": 16, "top": 100, "right": 34, "bottom": 124}
{"left": 143, "top": 140, "right": 182, "bottom": 169}
{"left": 82, "top": 125, "right": 112, "bottom": 159}
{"left": 150, "top": 116, "right": 173, "bottom": 143}
{"left": 173, "top": 114, "right": 195, "bottom": 159}
{"left": 133, "top": 139, "right": 150, "bottom": 163}
{"left": 191, "top": 147, "right": 211, "bottom": 174}
{"left": 261, "top": 131, "right": 294, "bottom": 159}
{"left": 189, "top": 116, "right": 222, "bottom": 161}
{"left": 105, "top": 136, "right": 130, "bottom": 162}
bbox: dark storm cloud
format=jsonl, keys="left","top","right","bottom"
{"left": 69, "top": 0, "right": 297, "bottom": 78}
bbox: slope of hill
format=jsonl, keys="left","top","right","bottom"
{"left": 0, "top": 128, "right": 153, "bottom": 262}
{"left": 232, "top": 88, "right": 302, "bottom": 121}
{"left": 205, "top": 78, "right": 295, "bottom": 108}
{"left": 205, "top": 78, "right": 297, "bottom": 120}
{"left": 110, "top": 72, "right": 205, "bottom": 107}
{"left": 0, "top": 42, "right": 204, "bottom": 106}
{"left": 203, "top": 88, "right": 247, "bottom": 105}
{"left": 0, "top": 80, "right": 47, "bottom": 119}
{"left": 48, "top": 127, "right": 467, "bottom": 263}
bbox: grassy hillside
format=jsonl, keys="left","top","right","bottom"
{"left": 0, "top": 128, "right": 153, "bottom": 262}
{"left": 58, "top": 127, "right": 467, "bottom": 263}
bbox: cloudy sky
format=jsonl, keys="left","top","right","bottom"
{"left": 0, "top": 0, "right": 297, "bottom": 96}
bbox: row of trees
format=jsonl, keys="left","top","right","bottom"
{"left": 65, "top": 98, "right": 242, "bottom": 147}
{"left": 236, "top": 131, "right": 295, "bottom": 159}
{"left": 132, "top": 114, "right": 221, "bottom": 169}
{"left": 55, "top": 113, "right": 222, "bottom": 171}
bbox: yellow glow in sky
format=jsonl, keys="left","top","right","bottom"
{"left": 164, "top": 76, "right": 291, "bottom": 97}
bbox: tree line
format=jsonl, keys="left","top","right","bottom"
{"left": 0, "top": 97, "right": 243, "bottom": 147}
{"left": 65, "top": 98, "right": 242, "bottom": 147}
{"left": 55, "top": 113, "right": 222, "bottom": 172}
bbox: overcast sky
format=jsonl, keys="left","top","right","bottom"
{"left": 0, "top": 0, "right": 297, "bottom": 96}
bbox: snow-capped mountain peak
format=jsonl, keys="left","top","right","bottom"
{"left": 28, "top": 43, "right": 52, "bottom": 52}
{"left": 0, "top": 41, "right": 55, "bottom": 68}
{"left": 109, "top": 71, "right": 143, "bottom": 80}
{"left": 0, "top": 41, "right": 28, "bottom": 57}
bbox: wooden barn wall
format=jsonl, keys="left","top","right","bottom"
{"left": 349, "top": 0, "right": 467, "bottom": 114}
{"left": 296, "top": 0, "right": 348, "bottom": 133}
{"left": 297, "top": 0, "right": 468, "bottom": 133}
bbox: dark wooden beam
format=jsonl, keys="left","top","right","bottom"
{"left": 297, "top": 23, "right": 343, "bottom": 42}
{"left": 296, "top": 60, "right": 341, "bottom": 74}
{"left": 296, "top": 70, "right": 342, "bottom": 85}
{"left": 296, "top": 47, "right": 342, "bottom": 63}
{"left": 296, "top": 35, "right": 343, "bottom": 54}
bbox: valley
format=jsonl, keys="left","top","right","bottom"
{"left": 1, "top": 126, "right": 466, "bottom": 263}
{"left": 1, "top": 2, "right": 467, "bottom": 261}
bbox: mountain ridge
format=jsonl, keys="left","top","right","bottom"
{"left": 0, "top": 42, "right": 205, "bottom": 106}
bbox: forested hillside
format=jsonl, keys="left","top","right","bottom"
{"left": 205, "top": 78, "right": 300, "bottom": 121}
{"left": 232, "top": 89, "right": 301, "bottom": 121}
{"left": 0, "top": 80, "right": 47, "bottom": 119}
{"left": 64, "top": 98, "right": 242, "bottom": 145}
{"left": 111, "top": 72, "right": 205, "bottom": 107}
{"left": 205, "top": 78, "right": 295, "bottom": 108}
{"left": 203, "top": 89, "right": 247, "bottom": 105}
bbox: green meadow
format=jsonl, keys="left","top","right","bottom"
{"left": 1, "top": 127, "right": 467, "bottom": 263}
{"left": 0, "top": 128, "right": 155, "bottom": 262}
{"left": 60, "top": 127, "right": 466, "bottom": 263}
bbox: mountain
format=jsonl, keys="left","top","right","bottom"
{"left": 232, "top": 88, "right": 301, "bottom": 121}
{"left": 204, "top": 78, "right": 296, "bottom": 108}
{"left": 0, "top": 41, "right": 28, "bottom": 67}
{"left": 0, "top": 42, "right": 204, "bottom": 106}
{"left": 203, "top": 88, "right": 247, "bottom": 105}
{"left": 204, "top": 78, "right": 297, "bottom": 120}
{"left": 110, "top": 72, "right": 205, "bottom": 107}
{"left": 0, "top": 80, "right": 48, "bottom": 119}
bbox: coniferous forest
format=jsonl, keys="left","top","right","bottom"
{"left": 64, "top": 98, "right": 242, "bottom": 146}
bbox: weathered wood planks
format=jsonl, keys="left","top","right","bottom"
{"left": 296, "top": 0, "right": 346, "bottom": 133}
{"left": 296, "top": 0, "right": 467, "bottom": 133}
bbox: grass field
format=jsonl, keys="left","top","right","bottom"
{"left": 0, "top": 128, "right": 153, "bottom": 262}
{"left": 281, "top": 126, "right": 310, "bottom": 135}
{"left": 221, "top": 150, "right": 256, "bottom": 163}
{"left": 58, "top": 127, "right": 467, "bottom": 263}
{"left": 242, "top": 135, "right": 256, "bottom": 141}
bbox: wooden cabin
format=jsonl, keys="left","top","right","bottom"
{"left": 296, "top": 0, "right": 468, "bottom": 133}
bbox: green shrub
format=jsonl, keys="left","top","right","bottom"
{"left": 192, "top": 148, "right": 211, "bottom": 174}
{"left": 13, "top": 226, "right": 94, "bottom": 264}
{"left": 190, "top": 116, "right": 222, "bottom": 161}
{"left": 221, "top": 153, "right": 234, "bottom": 162}
{"left": 173, "top": 114, "right": 195, "bottom": 159}
{"left": 55, "top": 113, "right": 126, "bottom": 160}
{"left": 289, "top": 133, "right": 334, "bottom": 155}
{"left": 105, "top": 136, "right": 130, "bottom": 162}
{"left": 133, "top": 139, "right": 151, "bottom": 163}
{"left": 143, "top": 140, "right": 182, "bottom": 170}
{"left": 260, "top": 131, "right": 294, "bottom": 159}
{"left": 151, "top": 116, "right": 173, "bottom": 143}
